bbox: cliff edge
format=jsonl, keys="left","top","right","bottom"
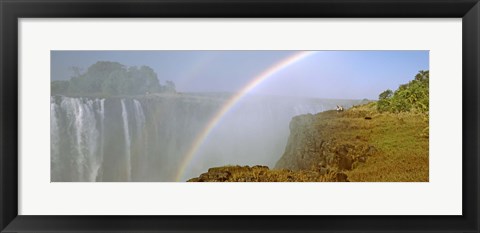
{"left": 188, "top": 102, "right": 429, "bottom": 182}
{"left": 275, "top": 103, "right": 428, "bottom": 182}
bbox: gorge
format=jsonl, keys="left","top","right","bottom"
{"left": 50, "top": 93, "right": 363, "bottom": 182}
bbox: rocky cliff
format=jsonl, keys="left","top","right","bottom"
{"left": 187, "top": 165, "right": 348, "bottom": 182}
{"left": 275, "top": 110, "right": 378, "bottom": 173}
{"left": 273, "top": 102, "right": 429, "bottom": 182}
{"left": 188, "top": 102, "right": 429, "bottom": 182}
{"left": 52, "top": 93, "right": 364, "bottom": 182}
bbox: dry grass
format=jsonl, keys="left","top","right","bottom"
{"left": 187, "top": 165, "right": 347, "bottom": 182}
{"left": 340, "top": 104, "right": 429, "bottom": 182}
{"left": 188, "top": 102, "right": 429, "bottom": 182}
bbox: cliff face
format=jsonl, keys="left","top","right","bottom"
{"left": 52, "top": 94, "right": 363, "bottom": 182}
{"left": 188, "top": 102, "right": 429, "bottom": 182}
{"left": 50, "top": 95, "right": 222, "bottom": 182}
{"left": 275, "top": 110, "right": 378, "bottom": 173}
{"left": 187, "top": 108, "right": 379, "bottom": 182}
{"left": 274, "top": 103, "right": 429, "bottom": 182}
{"left": 187, "top": 165, "right": 348, "bottom": 182}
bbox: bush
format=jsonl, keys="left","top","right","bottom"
{"left": 52, "top": 61, "right": 175, "bottom": 97}
{"left": 51, "top": 80, "right": 70, "bottom": 95}
{"left": 377, "top": 70, "right": 429, "bottom": 114}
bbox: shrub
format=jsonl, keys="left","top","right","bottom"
{"left": 52, "top": 61, "right": 174, "bottom": 97}
{"left": 377, "top": 70, "right": 429, "bottom": 114}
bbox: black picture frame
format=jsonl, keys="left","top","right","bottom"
{"left": 1, "top": 0, "right": 479, "bottom": 232}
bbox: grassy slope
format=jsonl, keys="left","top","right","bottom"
{"left": 341, "top": 103, "right": 429, "bottom": 182}
{"left": 188, "top": 102, "right": 429, "bottom": 182}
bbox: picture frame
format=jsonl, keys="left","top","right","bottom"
{"left": 1, "top": 0, "right": 478, "bottom": 232}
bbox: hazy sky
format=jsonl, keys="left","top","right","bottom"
{"left": 51, "top": 51, "right": 428, "bottom": 99}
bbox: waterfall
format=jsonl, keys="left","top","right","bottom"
{"left": 132, "top": 99, "right": 147, "bottom": 176}
{"left": 71, "top": 98, "right": 97, "bottom": 181}
{"left": 121, "top": 99, "right": 132, "bottom": 181}
{"left": 50, "top": 97, "right": 60, "bottom": 179}
{"left": 51, "top": 94, "right": 362, "bottom": 182}
{"left": 51, "top": 96, "right": 138, "bottom": 182}
{"left": 95, "top": 99, "right": 106, "bottom": 181}
{"left": 133, "top": 99, "right": 145, "bottom": 131}
{"left": 51, "top": 97, "right": 103, "bottom": 181}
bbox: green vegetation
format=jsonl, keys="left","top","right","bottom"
{"left": 51, "top": 61, "right": 176, "bottom": 96}
{"left": 346, "top": 71, "right": 429, "bottom": 181}
{"left": 342, "top": 104, "right": 428, "bottom": 181}
{"left": 188, "top": 70, "right": 429, "bottom": 182}
{"left": 51, "top": 80, "right": 70, "bottom": 95}
{"left": 377, "top": 70, "right": 429, "bottom": 114}
{"left": 189, "top": 103, "right": 429, "bottom": 182}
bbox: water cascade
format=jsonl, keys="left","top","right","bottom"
{"left": 120, "top": 99, "right": 132, "bottom": 181}
{"left": 50, "top": 94, "right": 362, "bottom": 182}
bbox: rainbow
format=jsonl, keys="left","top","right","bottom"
{"left": 175, "top": 51, "right": 317, "bottom": 181}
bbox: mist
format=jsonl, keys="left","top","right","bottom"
{"left": 50, "top": 94, "right": 363, "bottom": 182}
{"left": 50, "top": 50, "right": 428, "bottom": 182}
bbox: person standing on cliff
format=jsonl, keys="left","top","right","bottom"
{"left": 336, "top": 105, "right": 344, "bottom": 112}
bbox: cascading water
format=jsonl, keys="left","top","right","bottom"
{"left": 121, "top": 99, "right": 132, "bottom": 181}
{"left": 51, "top": 97, "right": 104, "bottom": 182}
{"left": 50, "top": 97, "right": 61, "bottom": 179}
{"left": 133, "top": 99, "right": 145, "bottom": 131}
{"left": 51, "top": 94, "right": 363, "bottom": 182}
{"left": 95, "top": 99, "right": 106, "bottom": 181}
{"left": 132, "top": 99, "right": 147, "bottom": 179}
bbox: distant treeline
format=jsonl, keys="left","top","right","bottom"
{"left": 377, "top": 70, "right": 429, "bottom": 114}
{"left": 51, "top": 61, "right": 176, "bottom": 96}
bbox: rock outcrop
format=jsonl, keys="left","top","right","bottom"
{"left": 187, "top": 165, "right": 349, "bottom": 182}
{"left": 188, "top": 102, "right": 429, "bottom": 182}
{"left": 275, "top": 110, "right": 378, "bottom": 174}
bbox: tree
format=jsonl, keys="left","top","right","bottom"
{"left": 376, "top": 70, "right": 429, "bottom": 114}
{"left": 51, "top": 80, "right": 70, "bottom": 95}
{"left": 101, "top": 69, "right": 130, "bottom": 96}
{"left": 379, "top": 89, "right": 393, "bottom": 100}
{"left": 67, "top": 61, "right": 126, "bottom": 95}
{"left": 69, "top": 66, "right": 83, "bottom": 77}
{"left": 415, "top": 70, "right": 429, "bottom": 82}
{"left": 377, "top": 89, "right": 393, "bottom": 112}
{"left": 164, "top": 80, "right": 176, "bottom": 93}
{"left": 56, "top": 61, "right": 168, "bottom": 97}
